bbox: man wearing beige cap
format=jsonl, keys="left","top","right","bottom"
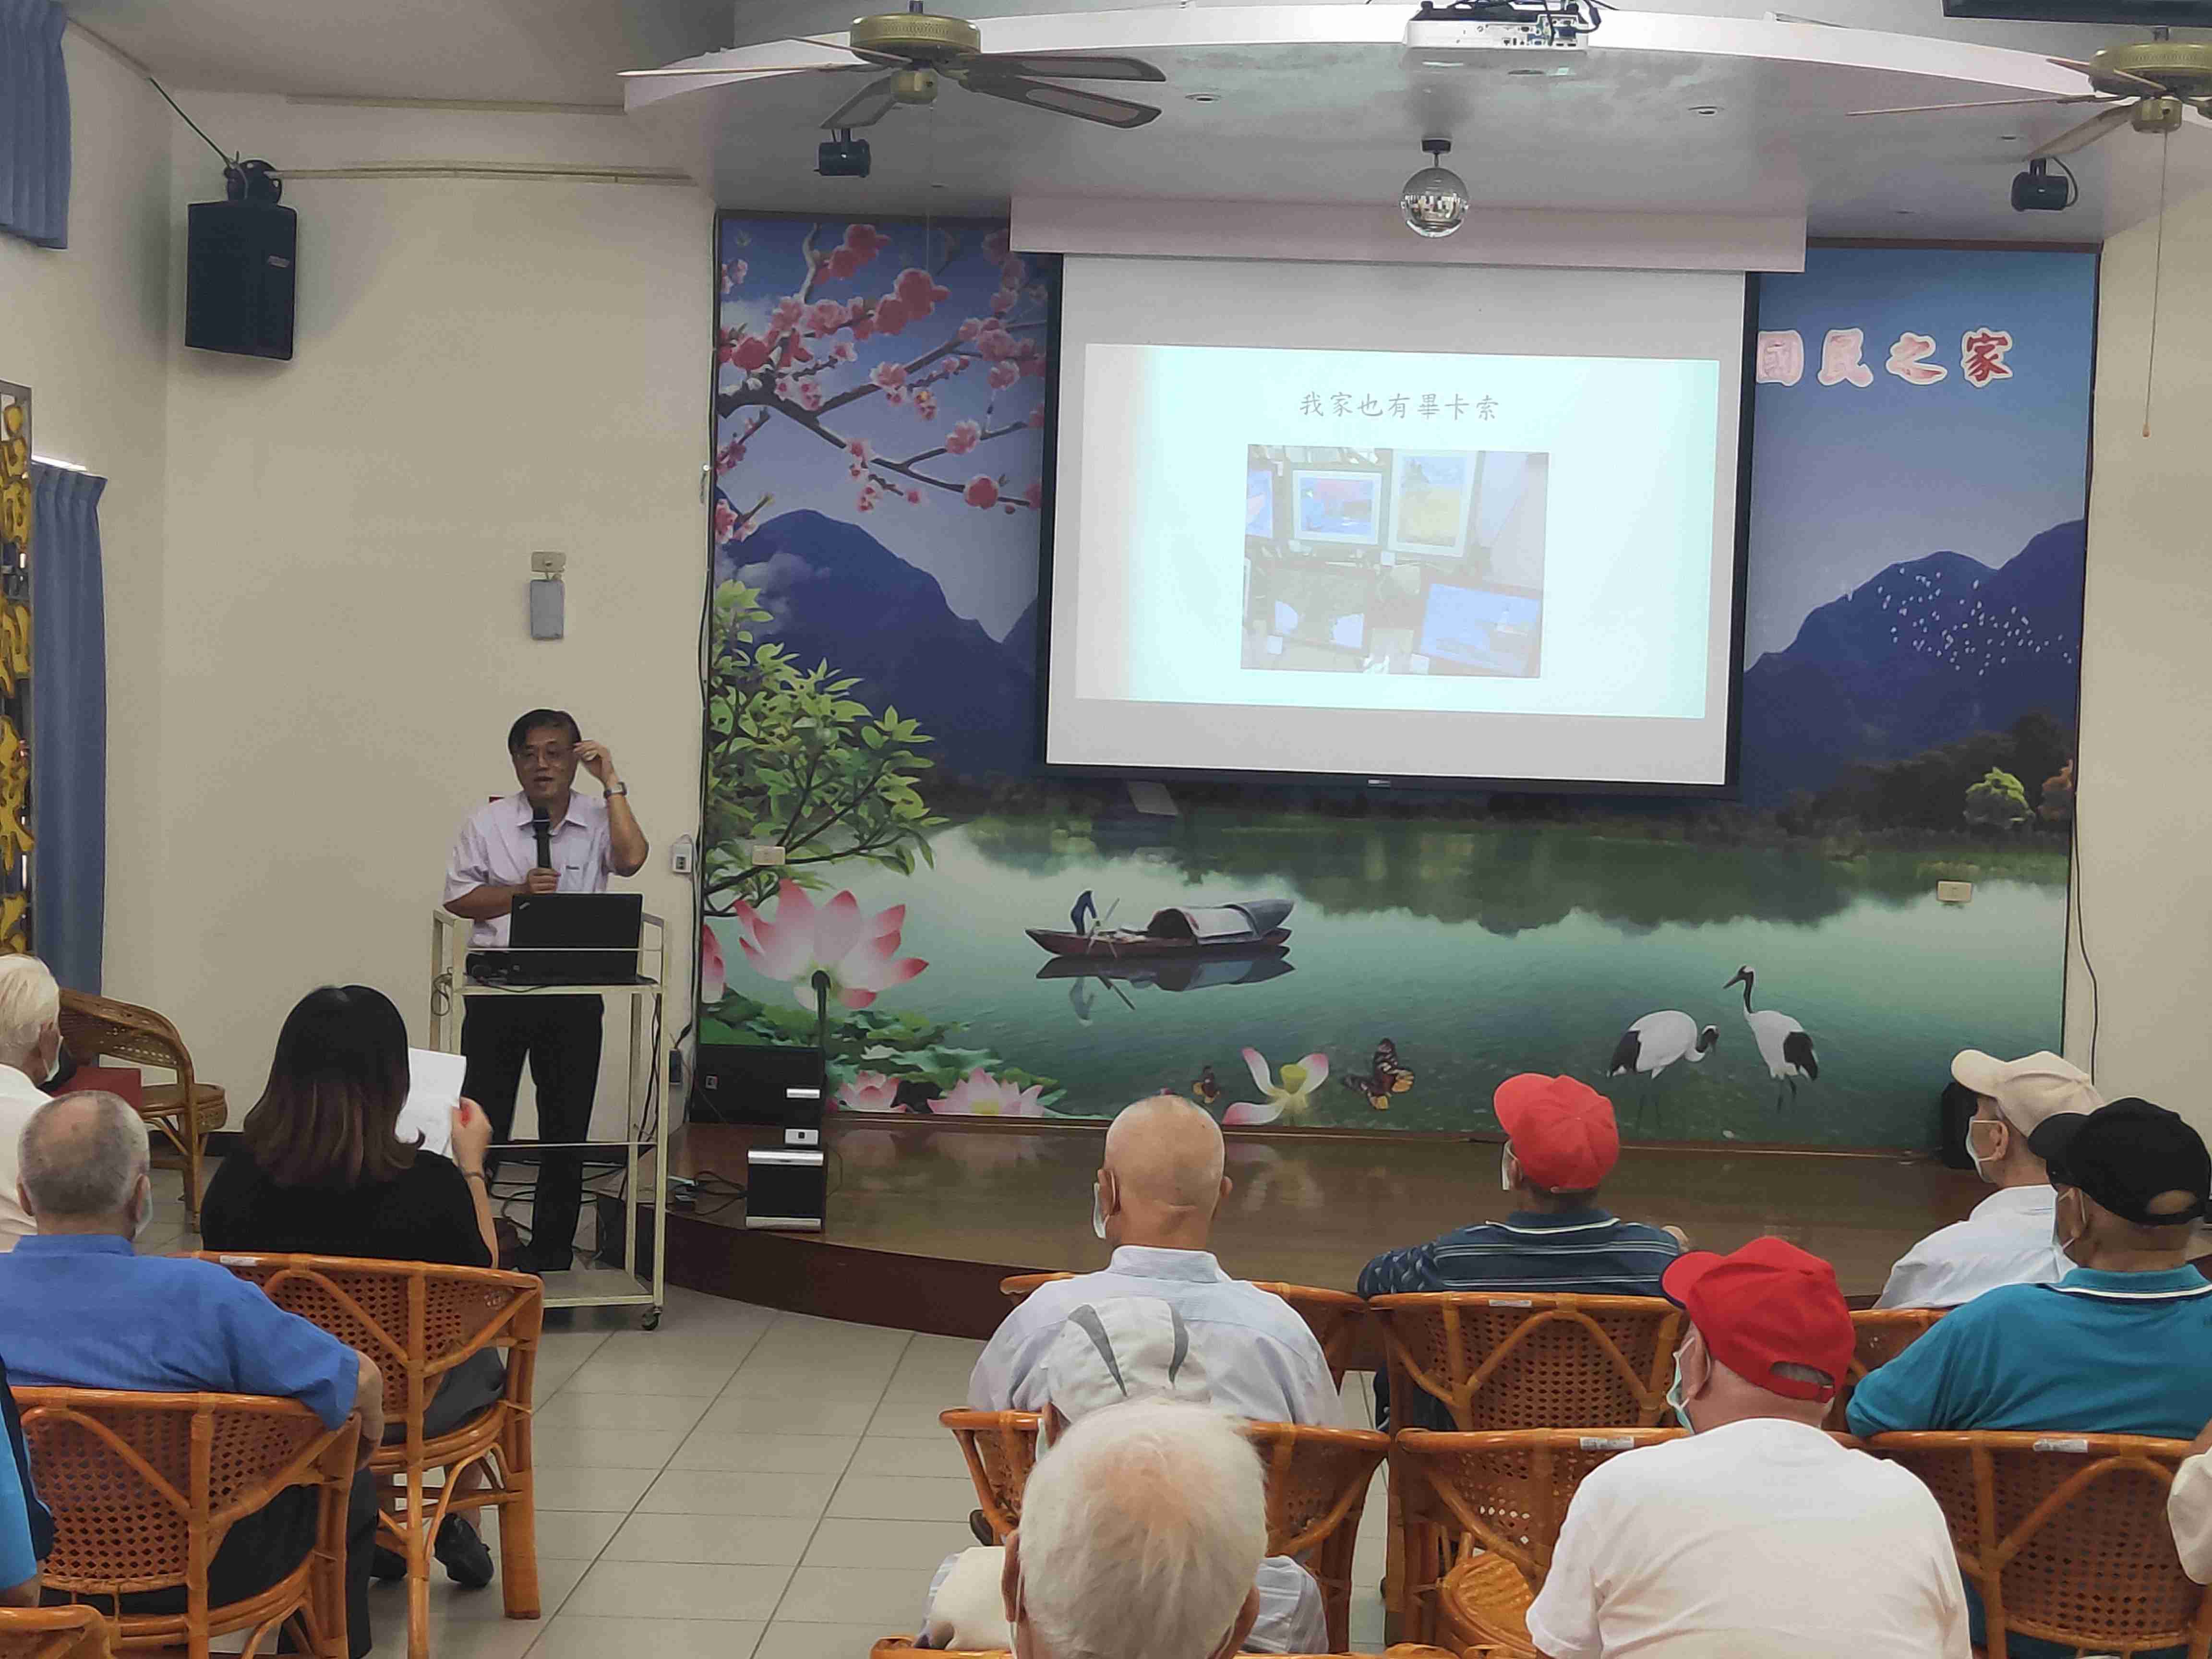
{"left": 1874, "top": 1050, "right": 2102, "bottom": 1310}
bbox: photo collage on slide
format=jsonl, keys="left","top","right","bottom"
{"left": 1242, "top": 445, "right": 1551, "bottom": 679}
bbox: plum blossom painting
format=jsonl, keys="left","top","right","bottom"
{"left": 700, "top": 230, "right": 2095, "bottom": 1150}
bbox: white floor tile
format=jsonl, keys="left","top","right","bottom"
{"left": 802, "top": 1517, "right": 974, "bottom": 1571}
{"left": 483, "top": 1507, "right": 624, "bottom": 1560}
{"left": 774, "top": 1565, "right": 938, "bottom": 1625}
{"left": 845, "top": 1437, "right": 972, "bottom": 1480}
{"left": 639, "top": 1467, "right": 842, "bottom": 1518}
{"left": 530, "top": 1613, "right": 765, "bottom": 1659}
{"left": 531, "top": 1465, "right": 659, "bottom": 1513}
{"left": 603, "top": 1511, "right": 816, "bottom": 1567}
{"left": 564, "top": 1560, "right": 795, "bottom": 1622}
{"left": 827, "top": 1475, "right": 982, "bottom": 1523}
{"left": 531, "top": 1426, "right": 689, "bottom": 1469}
{"left": 862, "top": 1397, "right": 959, "bottom": 1439}
{"left": 674, "top": 1432, "right": 862, "bottom": 1475}
{"left": 721, "top": 1367, "right": 897, "bottom": 1403}
{"left": 752, "top": 1620, "right": 902, "bottom": 1659}
{"left": 535, "top": 1391, "right": 713, "bottom": 1433}
{"left": 559, "top": 1356, "right": 742, "bottom": 1398}
{"left": 696, "top": 1395, "right": 886, "bottom": 1437}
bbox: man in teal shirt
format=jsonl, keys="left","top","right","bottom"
{"left": 1848, "top": 1098, "right": 2212, "bottom": 1442}
{"left": 1848, "top": 1097, "right": 2212, "bottom": 1659}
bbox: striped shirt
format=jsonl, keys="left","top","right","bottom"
{"left": 1358, "top": 1207, "right": 1683, "bottom": 1428}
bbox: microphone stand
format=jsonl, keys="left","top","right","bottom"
{"left": 810, "top": 969, "right": 832, "bottom": 1083}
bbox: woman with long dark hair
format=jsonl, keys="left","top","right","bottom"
{"left": 201, "top": 984, "right": 501, "bottom": 1588}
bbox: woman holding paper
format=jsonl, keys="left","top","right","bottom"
{"left": 199, "top": 983, "right": 503, "bottom": 1590}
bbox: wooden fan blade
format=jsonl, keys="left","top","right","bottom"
{"left": 2047, "top": 54, "right": 2168, "bottom": 93}
{"left": 958, "top": 72, "right": 1161, "bottom": 127}
{"left": 822, "top": 74, "right": 903, "bottom": 130}
{"left": 622, "top": 62, "right": 873, "bottom": 77}
{"left": 964, "top": 52, "right": 1165, "bottom": 83}
{"left": 1845, "top": 94, "right": 2105, "bottom": 114}
{"left": 2029, "top": 101, "right": 2139, "bottom": 158}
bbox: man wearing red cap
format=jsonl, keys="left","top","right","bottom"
{"left": 1357, "top": 1075, "right": 1684, "bottom": 1429}
{"left": 1524, "top": 1237, "right": 1969, "bottom": 1659}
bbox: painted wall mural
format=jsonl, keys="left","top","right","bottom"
{"left": 703, "top": 224, "right": 2094, "bottom": 1149}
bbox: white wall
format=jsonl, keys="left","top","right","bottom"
{"left": 113, "top": 96, "right": 711, "bottom": 1132}
{"left": 2068, "top": 192, "right": 2212, "bottom": 1134}
{"left": 0, "top": 29, "right": 174, "bottom": 958}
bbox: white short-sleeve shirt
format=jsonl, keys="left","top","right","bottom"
{"left": 1524, "top": 1417, "right": 1970, "bottom": 1659}
{"left": 0, "top": 1064, "right": 45, "bottom": 1248}
{"left": 443, "top": 791, "right": 614, "bottom": 948}
{"left": 1875, "top": 1185, "right": 2067, "bottom": 1310}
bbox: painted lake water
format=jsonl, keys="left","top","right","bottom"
{"left": 710, "top": 816, "right": 2068, "bottom": 1149}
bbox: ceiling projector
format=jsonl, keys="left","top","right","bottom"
{"left": 1402, "top": 0, "right": 1595, "bottom": 74}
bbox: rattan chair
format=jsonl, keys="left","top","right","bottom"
{"left": 56, "top": 991, "right": 227, "bottom": 1228}
{"left": 995, "top": 1274, "right": 1371, "bottom": 1389}
{"left": 15, "top": 1387, "right": 356, "bottom": 1659}
{"left": 0, "top": 1605, "right": 115, "bottom": 1659}
{"left": 1392, "top": 1427, "right": 1683, "bottom": 1652}
{"left": 1868, "top": 1429, "right": 2212, "bottom": 1659}
{"left": 1833, "top": 1307, "right": 1946, "bottom": 1422}
{"left": 869, "top": 1639, "right": 1459, "bottom": 1659}
{"left": 939, "top": 1411, "right": 1389, "bottom": 1651}
{"left": 1367, "top": 1292, "right": 1681, "bottom": 1432}
{"left": 195, "top": 1254, "right": 543, "bottom": 1659}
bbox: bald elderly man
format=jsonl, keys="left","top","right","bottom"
{"left": 968, "top": 1095, "right": 1338, "bottom": 1424}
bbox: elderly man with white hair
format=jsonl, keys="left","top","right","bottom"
{"left": 0, "top": 955, "right": 65, "bottom": 1249}
{"left": 1003, "top": 1399, "right": 1270, "bottom": 1659}
{"left": 969, "top": 1095, "right": 1336, "bottom": 1426}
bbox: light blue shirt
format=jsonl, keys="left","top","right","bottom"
{"left": 968, "top": 1247, "right": 1339, "bottom": 1425}
{"left": 0, "top": 1412, "right": 33, "bottom": 1588}
{"left": 1848, "top": 1264, "right": 2212, "bottom": 1440}
{"left": 0, "top": 1235, "right": 361, "bottom": 1430}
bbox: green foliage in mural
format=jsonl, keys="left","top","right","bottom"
{"left": 704, "top": 580, "right": 945, "bottom": 915}
{"left": 703, "top": 991, "right": 1064, "bottom": 1111}
{"left": 1962, "top": 767, "right": 2032, "bottom": 829}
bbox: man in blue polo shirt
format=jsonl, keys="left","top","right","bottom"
{"left": 1358, "top": 1073, "right": 1685, "bottom": 1428}
{"left": 0, "top": 1094, "right": 386, "bottom": 1656}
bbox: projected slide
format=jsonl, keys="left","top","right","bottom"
{"left": 1244, "top": 445, "right": 1549, "bottom": 680}
{"left": 1045, "top": 256, "right": 1744, "bottom": 786}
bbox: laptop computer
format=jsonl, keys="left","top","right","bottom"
{"left": 471, "top": 893, "right": 646, "bottom": 986}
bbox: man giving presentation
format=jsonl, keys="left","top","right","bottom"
{"left": 442, "top": 709, "right": 649, "bottom": 1273}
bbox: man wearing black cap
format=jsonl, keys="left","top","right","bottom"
{"left": 1849, "top": 1097, "right": 2212, "bottom": 1443}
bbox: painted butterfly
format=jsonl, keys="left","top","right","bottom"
{"left": 1192, "top": 1064, "right": 1221, "bottom": 1106}
{"left": 1343, "top": 1039, "right": 1415, "bottom": 1110}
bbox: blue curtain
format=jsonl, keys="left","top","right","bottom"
{"left": 0, "top": 0, "right": 70, "bottom": 249}
{"left": 29, "top": 464, "right": 103, "bottom": 992}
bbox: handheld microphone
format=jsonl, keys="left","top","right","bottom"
{"left": 531, "top": 807, "right": 552, "bottom": 872}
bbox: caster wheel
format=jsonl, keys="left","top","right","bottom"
{"left": 642, "top": 1308, "right": 661, "bottom": 1331}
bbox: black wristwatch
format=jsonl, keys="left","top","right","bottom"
{"left": 605, "top": 782, "right": 629, "bottom": 798}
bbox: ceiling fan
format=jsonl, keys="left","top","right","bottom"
{"left": 621, "top": 2, "right": 1167, "bottom": 131}
{"left": 1846, "top": 37, "right": 2212, "bottom": 159}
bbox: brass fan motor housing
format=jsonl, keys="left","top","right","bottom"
{"left": 2089, "top": 39, "right": 2212, "bottom": 99}
{"left": 2131, "top": 95, "right": 2186, "bottom": 134}
{"left": 849, "top": 12, "right": 985, "bottom": 64}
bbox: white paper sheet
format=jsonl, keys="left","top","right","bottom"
{"left": 400, "top": 1048, "right": 465, "bottom": 1159}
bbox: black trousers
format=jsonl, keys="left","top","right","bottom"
{"left": 460, "top": 996, "right": 603, "bottom": 1264}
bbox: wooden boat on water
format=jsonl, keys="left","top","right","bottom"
{"left": 1026, "top": 898, "right": 1294, "bottom": 960}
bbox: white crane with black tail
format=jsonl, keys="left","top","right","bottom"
{"left": 1608, "top": 1011, "right": 1719, "bottom": 1124}
{"left": 1724, "top": 965, "right": 1818, "bottom": 1108}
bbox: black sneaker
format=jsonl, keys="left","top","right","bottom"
{"left": 371, "top": 1546, "right": 407, "bottom": 1582}
{"left": 433, "top": 1517, "right": 496, "bottom": 1590}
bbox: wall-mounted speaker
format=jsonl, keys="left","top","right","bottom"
{"left": 186, "top": 201, "right": 297, "bottom": 361}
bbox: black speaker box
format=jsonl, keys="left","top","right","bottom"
{"left": 691, "top": 1042, "right": 825, "bottom": 1129}
{"left": 186, "top": 201, "right": 297, "bottom": 360}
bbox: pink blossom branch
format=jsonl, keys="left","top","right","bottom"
{"left": 888, "top": 422, "right": 1028, "bottom": 471}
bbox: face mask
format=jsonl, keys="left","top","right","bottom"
{"left": 1092, "top": 1181, "right": 1107, "bottom": 1240}
{"left": 1665, "top": 1346, "right": 1695, "bottom": 1431}
{"left": 2052, "top": 1189, "right": 2081, "bottom": 1260}
{"left": 1965, "top": 1118, "right": 2004, "bottom": 1181}
{"left": 1500, "top": 1148, "right": 1517, "bottom": 1193}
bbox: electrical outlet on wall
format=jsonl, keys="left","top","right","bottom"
{"left": 670, "top": 834, "right": 695, "bottom": 875}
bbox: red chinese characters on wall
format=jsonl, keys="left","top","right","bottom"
{"left": 1755, "top": 327, "right": 2015, "bottom": 389}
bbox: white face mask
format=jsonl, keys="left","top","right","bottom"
{"left": 1500, "top": 1147, "right": 1517, "bottom": 1192}
{"left": 1665, "top": 1343, "right": 1697, "bottom": 1431}
{"left": 1965, "top": 1118, "right": 2005, "bottom": 1182}
{"left": 2052, "top": 1188, "right": 2082, "bottom": 1260}
{"left": 1092, "top": 1180, "right": 1107, "bottom": 1240}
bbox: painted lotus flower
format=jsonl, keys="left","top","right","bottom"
{"left": 837, "top": 1069, "right": 900, "bottom": 1113}
{"left": 700, "top": 922, "right": 727, "bottom": 1002}
{"left": 732, "top": 880, "right": 927, "bottom": 1011}
{"left": 936, "top": 1068, "right": 1046, "bottom": 1117}
{"left": 1226, "top": 1047, "right": 1330, "bottom": 1125}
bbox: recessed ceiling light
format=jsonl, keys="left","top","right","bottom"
{"left": 1185, "top": 92, "right": 1220, "bottom": 103}
{"left": 1999, "top": 133, "right": 2020, "bottom": 141}
{"left": 1687, "top": 104, "right": 1722, "bottom": 116}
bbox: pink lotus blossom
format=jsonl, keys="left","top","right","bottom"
{"left": 945, "top": 420, "right": 982, "bottom": 456}
{"left": 732, "top": 880, "right": 927, "bottom": 1011}
{"left": 806, "top": 298, "right": 847, "bottom": 334}
{"left": 712, "top": 501, "right": 738, "bottom": 544}
{"left": 964, "top": 475, "right": 999, "bottom": 509}
{"left": 1226, "top": 1048, "right": 1330, "bottom": 1124}
{"left": 719, "top": 259, "right": 748, "bottom": 295}
{"left": 957, "top": 319, "right": 982, "bottom": 343}
{"left": 700, "top": 922, "right": 727, "bottom": 1001}
{"left": 982, "top": 229, "right": 1011, "bottom": 264}
{"left": 987, "top": 362, "right": 1019, "bottom": 391}
{"left": 990, "top": 288, "right": 1016, "bottom": 317}
{"left": 874, "top": 296, "right": 911, "bottom": 336}
{"left": 838, "top": 1070, "right": 901, "bottom": 1113}
{"left": 871, "top": 362, "right": 908, "bottom": 392}
{"left": 936, "top": 1068, "right": 1045, "bottom": 1117}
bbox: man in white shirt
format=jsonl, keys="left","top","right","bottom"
{"left": 0, "top": 955, "right": 62, "bottom": 1248}
{"left": 969, "top": 1094, "right": 1337, "bottom": 1425}
{"left": 1525, "top": 1236, "right": 1969, "bottom": 1659}
{"left": 1875, "top": 1049, "right": 2102, "bottom": 1310}
{"left": 443, "top": 709, "right": 648, "bottom": 1272}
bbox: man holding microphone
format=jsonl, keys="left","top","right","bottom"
{"left": 443, "top": 710, "right": 648, "bottom": 1272}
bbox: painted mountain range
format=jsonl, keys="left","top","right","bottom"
{"left": 1739, "top": 519, "right": 2085, "bottom": 805}
{"left": 721, "top": 506, "right": 1038, "bottom": 776}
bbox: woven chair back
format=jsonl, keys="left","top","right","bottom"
{"left": 1832, "top": 1308, "right": 1944, "bottom": 1420}
{"left": 196, "top": 1254, "right": 541, "bottom": 1430}
{"left": 1870, "top": 1430, "right": 2212, "bottom": 1659}
{"left": 0, "top": 1605, "right": 115, "bottom": 1659}
{"left": 14, "top": 1389, "right": 343, "bottom": 1597}
{"left": 940, "top": 1410, "right": 1038, "bottom": 1539}
{"left": 996, "top": 1274, "right": 1370, "bottom": 1389}
{"left": 56, "top": 993, "right": 189, "bottom": 1076}
{"left": 1370, "top": 1293, "right": 1681, "bottom": 1430}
